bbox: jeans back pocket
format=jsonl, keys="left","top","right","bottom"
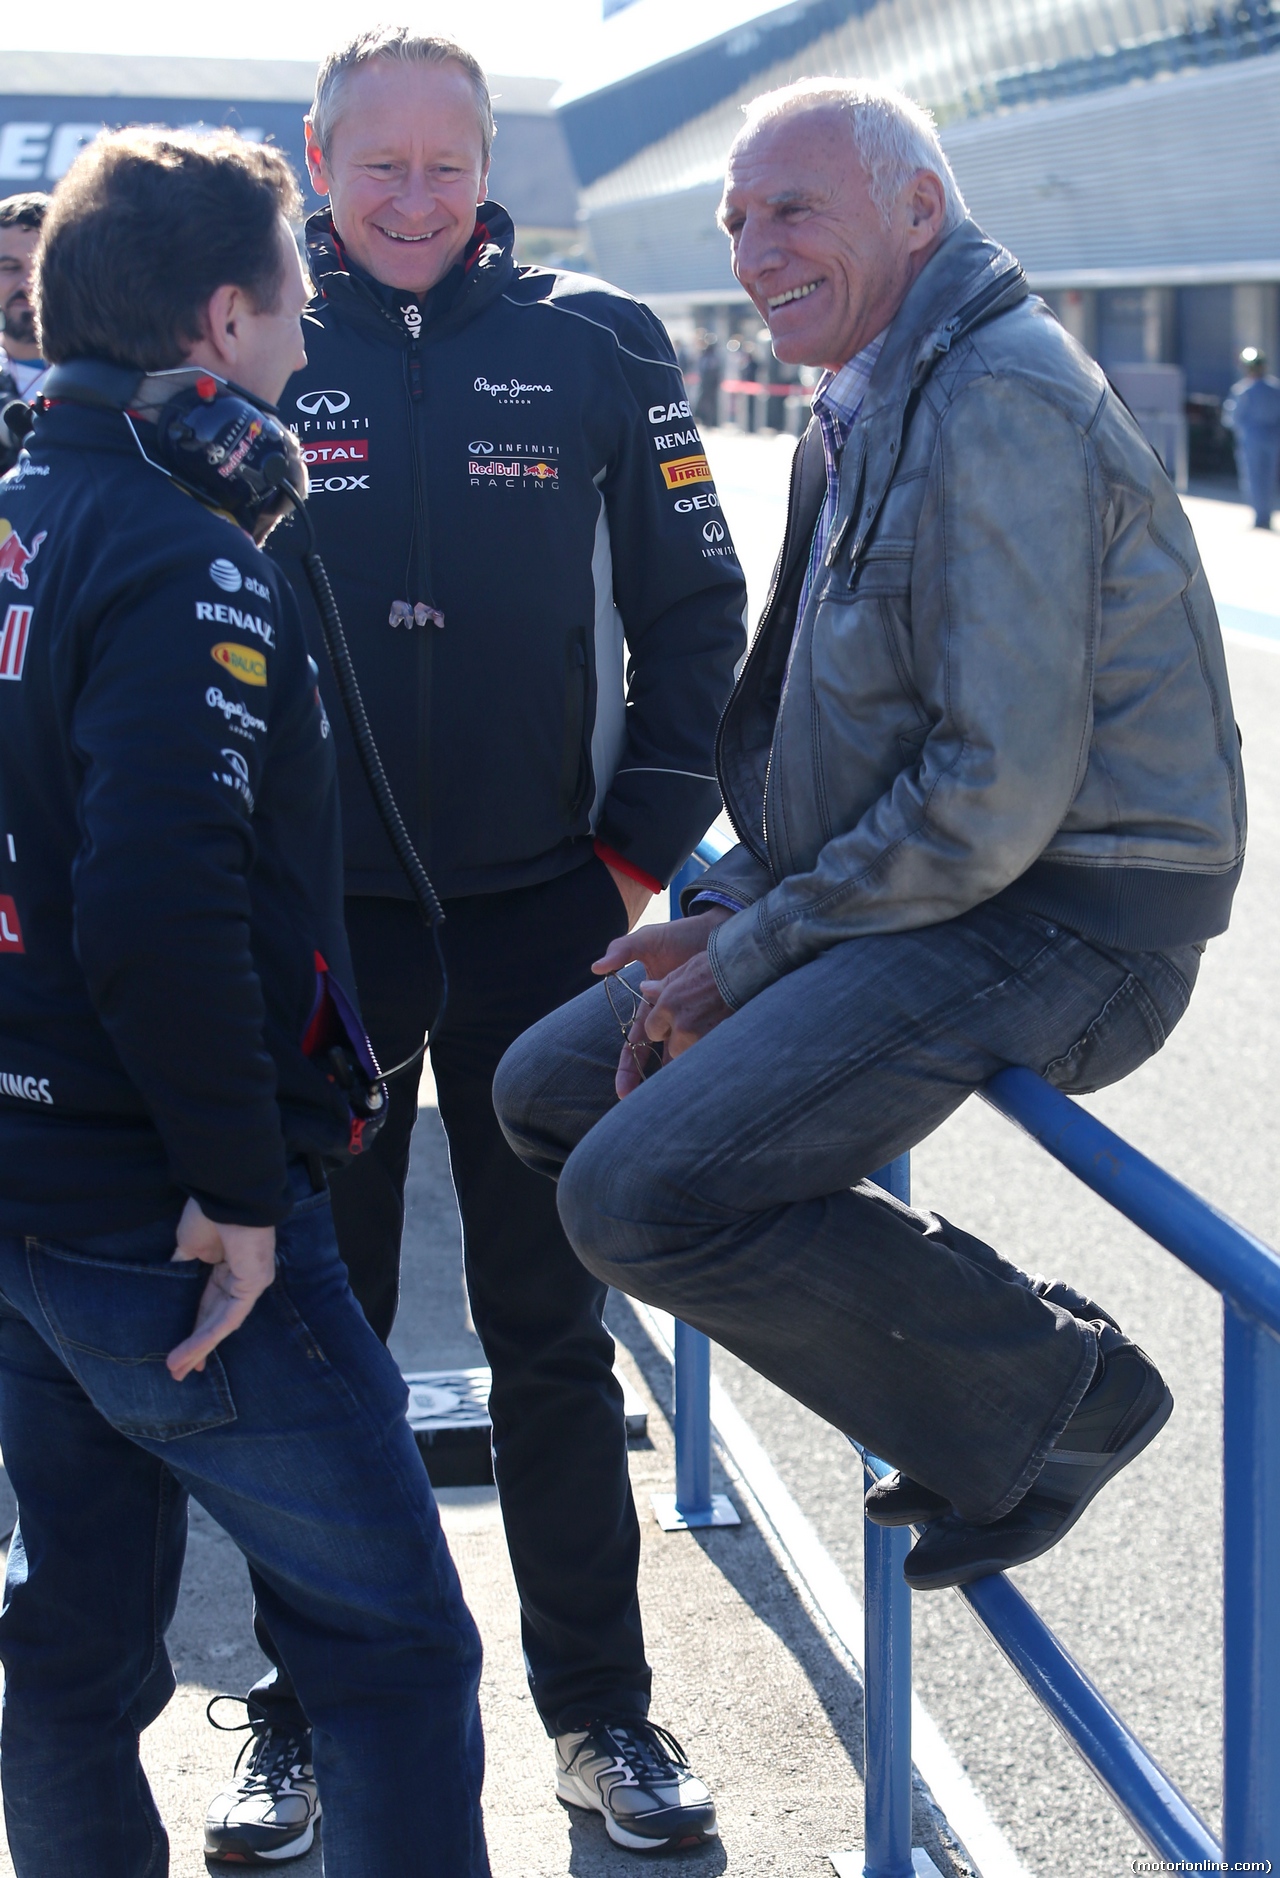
{"left": 28, "top": 1245, "right": 236, "bottom": 1441}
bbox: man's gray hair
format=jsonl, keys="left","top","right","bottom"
{"left": 310, "top": 27, "right": 495, "bottom": 165}
{"left": 739, "top": 79, "right": 966, "bottom": 232}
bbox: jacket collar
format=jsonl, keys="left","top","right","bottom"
{"left": 818, "top": 221, "right": 1027, "bottom": 575}
{"left": 304, "top": 201, "right": 518, "bottom": 344}
{"left": 863, "top": 219, "right": 1028, "bottom": 419}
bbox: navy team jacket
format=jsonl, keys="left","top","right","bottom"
{"left": 269, "top": 203, "right": 747, "bottom": 899}
{"left": 0, "top": 402, "right": 368, "bottom": 1235}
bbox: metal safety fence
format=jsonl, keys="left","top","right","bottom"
{"left": 661, "top": 833, "right": 1280, "bottom": 1875}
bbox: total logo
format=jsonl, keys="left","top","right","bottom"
{"left": 302, "top": 441, "right": 368, "bottom": 466}
{"left": 296, "top": 389, "right": 351, "bottom": 416}
{"left": 0, "top": 519, "right": 45, "bottom": 590}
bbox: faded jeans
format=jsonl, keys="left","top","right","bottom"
{"left": 0, "top": 1168, "right": 488, "bottom": 1878}
{"left": 493, "top": 904, "right": 1199, "bottom": 1523}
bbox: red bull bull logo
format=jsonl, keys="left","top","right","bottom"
{"left": 0, "top": 521, "right": 47, "bottom": 591}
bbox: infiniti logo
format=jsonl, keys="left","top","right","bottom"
{"left": 296, "top": 389, "right": 351, "bottom": 416}
{"left": 468, "top": 440, "right": 494, "bottom": 454}
{"left": 702, "top": 520, "right": 726, "bottom": 543}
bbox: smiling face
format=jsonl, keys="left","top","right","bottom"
{"left": 719, "top": 106, "right": 946, "bottom": 371}
{"left": 306, "top": 58, "right": 489, "bottom": 294}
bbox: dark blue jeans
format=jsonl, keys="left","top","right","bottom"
{"left": 0, "top": 1170, "right": 488, "bottom": 1878}
{"left": 494, "top": 905, "right": 1200, "bottom": 1524}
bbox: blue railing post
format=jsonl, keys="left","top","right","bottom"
{"left": 674, "top": 1318, "right": 713, "bottom": 1519}
{"left": 651, "top": 846, "right": 739, "bottom": 1531}
{"left": 861, "top": 1157, "right": 915, "bottom": 1878}
{"left": 1222, "top": 1299, "right": 1280, "bottom": 1863}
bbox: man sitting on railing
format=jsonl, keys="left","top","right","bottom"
{"left": 493, "top": 80, "right": 1245, "bottom": 1591}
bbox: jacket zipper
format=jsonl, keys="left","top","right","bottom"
{"left": 403, "top": 344, "right": 434, "bottom": 860}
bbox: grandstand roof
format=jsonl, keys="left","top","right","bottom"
{"left": 570, "top": 2, "right": 1280, "bottom": 300}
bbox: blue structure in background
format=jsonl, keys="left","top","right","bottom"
{"left": 666, "top": 832, "right": 1280, "bottom": 1874}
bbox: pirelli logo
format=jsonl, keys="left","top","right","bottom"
{"left": 660, "top": 453, "right": 713, "bottom": 490}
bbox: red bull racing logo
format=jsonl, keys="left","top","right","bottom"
{"left": 523, "top": 461, "right": 558, "bottom": 482}
{"left": 0, "top": 520, "right": 46, "bottom": 591}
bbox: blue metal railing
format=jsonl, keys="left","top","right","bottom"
{"left": 663, "top": 831, "right": 1280, "bottom": 1873}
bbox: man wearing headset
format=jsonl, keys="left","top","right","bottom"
{"left": 205, "top": 26, "right": 745, "bottom": 1863}
{"left": 0, "top": 127, "right": 487, "bottom": 1874}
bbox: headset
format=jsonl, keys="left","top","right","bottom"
{"left": 31, "top": 358, "right": 448, "bottom": 1111}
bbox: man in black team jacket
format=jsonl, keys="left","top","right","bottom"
{"left": 205, "top": 26, "right": 746, "bottom": 1861}
{"left": 0, "top": 128, "right": 487, "bottom": 1875}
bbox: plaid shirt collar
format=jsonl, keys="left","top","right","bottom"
{"left": 790, "top": 331, "right": 889, "bottom": 652}
{"left": 812, "top": 330, "right": 889, "bottom": 467}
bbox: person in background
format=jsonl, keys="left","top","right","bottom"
{"left": 1224, "top": 345, "right": 1280, "bottom": 530}
{"left": 0, "top": 194, "right": 52, "bottom": 474}
{"left": 203, "top": 26, "right": 746, "bottom": 1863}
{"left": 693, "top": 329, "right": 723, "bottom": 427}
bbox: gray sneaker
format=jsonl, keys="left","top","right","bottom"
{"left": 555, "top": 1720, "right": 717, "bottom": 1851}
{"left": 203, "top": 1697, "right": 320, "bottom": 1865}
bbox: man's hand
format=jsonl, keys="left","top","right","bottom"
{"left": 604, "top": 863, "right": 654, "bottom": 932}
{"left": 167, "top": 1197, "right": 276, "bottom": 1381}
{"left": 593, "top": 907, "right": 735, "bottom": 1097}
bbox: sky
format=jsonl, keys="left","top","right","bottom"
{"left": 7, "top": 1, "right": 606, "bottom": 81}
{"left": 6, "top": 0, "right": 782, "bottom": 90}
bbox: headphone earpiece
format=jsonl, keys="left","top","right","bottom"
{"left": 39, "top": 360, "right": 308, "bottom": 544}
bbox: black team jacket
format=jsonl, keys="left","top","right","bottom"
{"left": 0, "top": 404, "right": 373, "bottom": 1236}
{"left": 269, "top": 203, "right": 747, "bottom": 900}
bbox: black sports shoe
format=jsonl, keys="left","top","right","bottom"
{"left": 203, "top": 1696, "right": 320, "bottom": 1865}
{"left": 555, "top": 1720, "right": 718, "bottom": 1851}
{"left": 863, "top": 1278, "right": 1122, "bottom": 1528}
{"left": 903, "top": 1323, "right": 1173, "bottom": 1591}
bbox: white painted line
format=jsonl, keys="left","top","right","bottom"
{"left": 631, "top": 1305, "right": 1032, "bottom": 1878}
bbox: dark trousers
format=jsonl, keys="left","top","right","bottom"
{"left": 256, "top": 858, "right": 650, "bottom": 1738}
{"left": 0, "top": 1172, "right": 487, "bottom": 1878}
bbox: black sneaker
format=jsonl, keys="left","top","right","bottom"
{"left": 203, "top": 1696, "right": 320, "bottom": 1865}
{"left": 903, "top": 1323, "right": 1173, "bottom": 1591}
{"left": 863, "top": 1279, "right": 1122, "bottom": 1529}
{"left": 555, "top": 1720, "right": 717, "bottom": 1851}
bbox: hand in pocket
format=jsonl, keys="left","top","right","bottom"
{"left": 168, "top": 1199, "right": 276, "bottom": 1381}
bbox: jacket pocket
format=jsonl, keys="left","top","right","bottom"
{"left": 559, "top": 636, "right": 590, "bottom": 817}
{"left": 28, "top": 1245, "right": 236, "bottom": 1440}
